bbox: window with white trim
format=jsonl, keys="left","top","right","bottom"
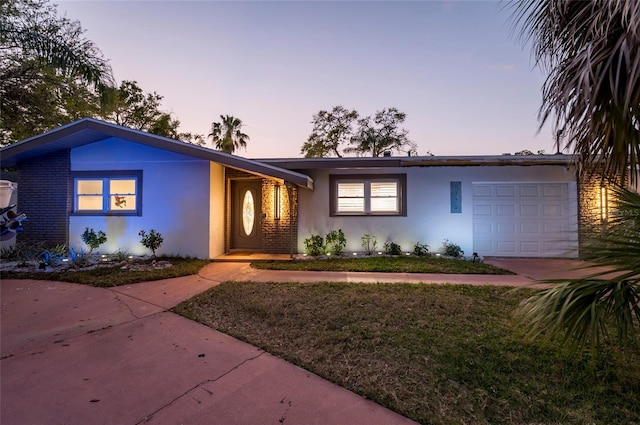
{"left": 330, "top": 174, "right": 406, "bottom": 216}
{"left": 72, "top": 171, "right": 142, "bottom": 215}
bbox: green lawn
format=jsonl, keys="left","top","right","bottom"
{"left": 0, "top": 257, "right": 210, "bottom": 287}
{"left": 252, "top": 256, "right": 514, "bottom": 274}
{"left": 175, "top": 281, "right": 640, "bottom": 425}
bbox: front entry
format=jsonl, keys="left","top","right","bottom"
{"left": 231, "top": 180, "right": 262, "bottom": 250}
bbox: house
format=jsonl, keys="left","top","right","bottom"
{"left": 0, "top": 118, "right": 609, "bottom": 259}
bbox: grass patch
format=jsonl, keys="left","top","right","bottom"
{"left": 175, "top": 281, "right": 640, "bottom": 425}
{"left": 1, "top": 257, "right": 210, "bottom": 287}
{"left": 252, "top": 256, "right": 513, "bottom": 274}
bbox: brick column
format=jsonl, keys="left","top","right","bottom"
{"left": 17, "top": 150, "right": 71, "bottom": 247}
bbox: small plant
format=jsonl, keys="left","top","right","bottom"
{"left": 303, "top": 234, "right": 324, "bottom": 256}
{"left": 139, "top": 229, "right": 164, "bottom": 257}
{"left": 325, "top": 229, "right": 347, "bottom": 256}
{"left": 442, "top": 239, "right": 464, "bottom": 258}
{"left": 109, "top": 249, "right": 130, "bottom": 262}
{"left": 383, "top": 241, "right": 402, "bottom": 256}
{"left": 413, "top": 242, "right": 429, "bottom": 256}
{"left": 38, "top": 246, "right": 66, "bottom": 268}
{"left": 361, "top": 234, "right": 378, "bottom": 256}
{"left": 1, "top": 242, "right": 48, "bottom": 267}
{"left": 69, "top": 247, "right": 92, "bottom": 269}
{"left": 81, "top": 227, "right": 107, "bottom": 254}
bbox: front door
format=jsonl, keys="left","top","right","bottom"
{"left": 231, "top": 180, "right": 262, "bottom": 250}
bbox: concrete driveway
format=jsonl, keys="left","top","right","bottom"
{"left": 1, "top": 274, "right": 417, "bottom": 425}
{"left": 1, "top": 258, "right": 595, "bottom": 425}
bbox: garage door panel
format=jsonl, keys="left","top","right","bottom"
{"left": 543, "top": 185, "right": 564, "bottom": 197}
{"left": 520, "top": 204, "right": 539, "bottom": 216}
{"left": 520, "top": 241, "right": 541, "bottom": 254}
{"left": 497, "top": 204, "right": 515, "bottom": 216}
{"left": 496, "top": 185, "right": 516, "bottom": 197}
{"left": 473, "top": 185, "right": 493, "bottom": 197}
{"left": 496, "top": 241, "right": 516, "bottom": 254}
{"left": 473, "top": 182, "right": 577, "bottom": 257}
{"left": 543, "top": 204, "right": 563, "bottom": 217}
{"left": 497, "top": 222, "right": 515, "bottom": 234}
{"left": 520, "top": 222, "right": 539, "bottom": 234}
{"left": 543, "top": 222, "right": 564, "bottom": 233}
{"left": 520, "top": 185, "right": 539, "bottom": 197}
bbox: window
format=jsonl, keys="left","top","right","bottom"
{"left": 330, "top": 174, "right": 406, "bottom": 216}
{"left": 72, "top": 171, "right": 142, "bottom": 215}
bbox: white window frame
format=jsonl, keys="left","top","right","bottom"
{"left": 330, "top": 174, "right": 406, "bottom": 216}
{"left": 72, "top": 171, "right": 142, "bottom": 216}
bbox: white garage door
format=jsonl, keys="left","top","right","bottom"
{"left": 472, "top": 183, "right": 578, "bottom": 257}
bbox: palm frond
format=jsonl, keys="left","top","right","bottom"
{"left": 511, "top": 0, "right": 640, "bottom": 186}
{"left": 516, "top": 184, "right": 640, "bottom": 349}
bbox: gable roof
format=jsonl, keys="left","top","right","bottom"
{"left": 0, "top": 118, "right": 313, "bottom": 190}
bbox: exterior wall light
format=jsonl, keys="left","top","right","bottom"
{"left": 274, "top": 184, "right": 281, "bottom": 220}
{"left": 600, "top": 185, "right": 609, "bottom": 223}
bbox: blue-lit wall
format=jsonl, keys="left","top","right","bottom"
{"left": 297, "top": 165, "right": 577, "bottom": 257}
{"left": 69, "top": 138, "right": 219, "bottom": 258}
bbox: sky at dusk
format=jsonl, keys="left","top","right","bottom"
{"left": 58, "top": 0, "right": 555, "bottom": 159}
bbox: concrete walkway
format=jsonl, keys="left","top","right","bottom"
{"left": 1, "top": 258, "right": 590, "bottom": 425}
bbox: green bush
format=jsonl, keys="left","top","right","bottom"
{"left": 384, "top": 241, "right": 402, "bottom": 255}
{"left": 442, "top": 239, "right": 464, "bottom": 257}
{"left": 81, "top": 227, "right": 107, "bottom": 253}
{"left": 325, "top": 229, "right": 347, "bottom": 256}
{"left": 139, "top": 229, "right": 164, "bottom": 257}
{"left": 413, "top": 242, "right": 429, "bottom": 256}
{"left": 304, "top": 234, "right": 324, "bottom": 256}
{"left": 361, "top": 234, "right": 378, "bottom": 256}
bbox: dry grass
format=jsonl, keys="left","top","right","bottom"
{"left": 175, "top": 281, "right": 640, "bottom": 425}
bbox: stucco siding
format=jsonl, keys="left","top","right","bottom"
{"left": 298, "top": 165, "right": 577, "bottom": 256}
{"left": 69, "top": 138, "right": 211, "bottom": 258}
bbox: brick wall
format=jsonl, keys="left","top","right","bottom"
{"left": 17, "top": 150, "right": 71, "bottom": 247}
{"left": 576, "top": 166, "right": 625, "bottom": 257}
{"left": 261, "top": 180, "right": 298, "bottom": 254}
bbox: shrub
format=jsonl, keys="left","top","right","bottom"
{"left": 139, "top": 229, "right": 164, "bottom": 257}
{"left": 304, "top": 234, "right": 324, "bottom": 256}
{"left": 361, "top": 234, "right": 378, "bottom": 256}
{"left": 81, "top": 227, "right": 107, "bottom": 253}
{"left": 69, "top": 247, "right": 92, "bottom": 268}
{"left": 0, "top": 242, "right": 47, "bottom": 266}
{"left": 325, "top": 229, "right": 347, "bottom": 256}
{"left": 413, "top": 242, "right": 429, "bottom": 256}
{"left": 384, "top": 241, "right": 402, "bottom": 255}
{"left": 442, "top": 239, "right": 464, "bottom": 257}
{"left": 38, "top": 245, "right": 66, "bottom": 268}
{"left": 109, "top": 249, "right": 130, "bottom": 262}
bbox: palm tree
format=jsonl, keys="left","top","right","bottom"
{"left": 208, "top": 115, "right": 250, "bottom": 154}
{"left": 512, "top": 0, "right": 640, "bottom": 186}
{"left": 512, "top": 0, "right": 640, "bottom": 348}
{"left": 1, "top": 0, "right": 114, "bottom": 91}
